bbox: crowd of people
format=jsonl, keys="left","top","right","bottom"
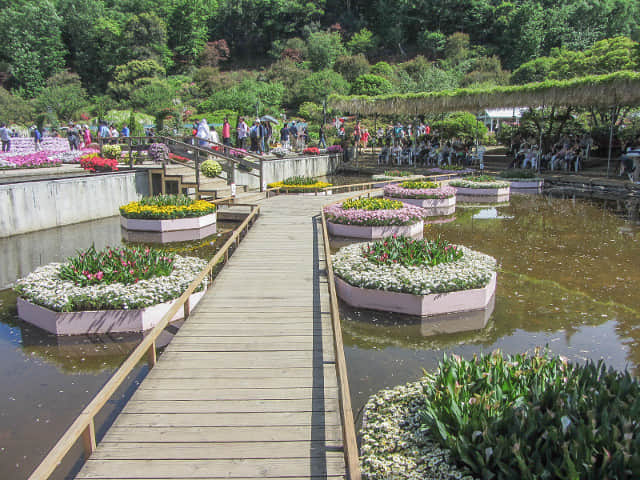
{"left": 508, "top": 134, "right": 593, "bottom": 172}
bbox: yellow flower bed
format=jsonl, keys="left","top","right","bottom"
{"left": 267, "top": 181, "right": 332, "bottom": 192}
{"left": 120, "top": 200, "right": 216, "bottom": 219}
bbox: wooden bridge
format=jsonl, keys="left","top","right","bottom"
{"left": 52, "top": 193, "right": 358, "bottom": 480}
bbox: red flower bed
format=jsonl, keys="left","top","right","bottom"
{"left": 80, "top": 154, "right": 119, "bottom": 172}
{"left": 169, "top": 153, "right": 191, "bottom": 162}
{"left": 303, "top": 147, "right": 320, "bottom": 155}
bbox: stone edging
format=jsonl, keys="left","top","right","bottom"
{"left": 386, "top": 195, "right": 456, "bottom": 217}
{"left": 120, "top": 212, "right": 217, "bottom": 232}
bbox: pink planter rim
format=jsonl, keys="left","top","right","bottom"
{"left": 326, "top": 220, "right": 424, "bottom": 239}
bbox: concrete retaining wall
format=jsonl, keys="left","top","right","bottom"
{"left": 232, "top": 154, "right": 341, "bottom": 188}
{"left": 0, "top": 171, "right": 148, "bottom": 238}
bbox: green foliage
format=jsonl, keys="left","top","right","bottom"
{"left": 298, "top": 102, "right": 323, "bottom": 122}
{"left": 129, "top": 78, "right": 177, "bottom": 120}
{"left": 281, "top": 176, "right": 318, "bottom": 185}
{"left": 167, "top": 0, "right": 212, "bottom": 64}
{"left": 347, "top": 28, "right": 376, "bottom": 57}
{"left": 370, "top": 61, "right": 394, "bottom": 78}
{"left": 269, "top": 37, "right": 308, "bottom": 60}
{"left": 333, "top": 54, "right": 371, "bottom": 83}
{"left": 122, "top": 13, "right": 172, "bottom": 68}
{"left": 342, "top": 198, "right": 404, "bottom": 211}
{"left": 33, "top": 73, "right": 89, "bottom": 123}
{"left": 420, "top": 350, "right": 640, "bottom": 479}
{"left": 202, "top": 78, "right": 284, "bottom": 117}
{"left": 362, "top": 235, "right": 463, "bottom": 267}
{"left": 418, "top": 30, "right": 447, "bottom": 59}
{"left": 101, "top": 145, "right": 122, "bottom": 160}
{"left": 432, "top": 112, "right": 487, "bottom": 141}
{"left": 0, "top": 1, "right": 66, "bottom": 96}
{"left": 351, "top": 74, "right": 394, "bottom": 96}
{"left": 306, "top": 31, "right": 347, "bottom": 71}
{"left": 200, "top": 159, "right": 222, "bottom": 177}
{"left": 58, "top": 245, "right": 175, "bottom": 287}
{"left": 400, "top": 181, "right": 440, "bottom": 189}
{"left": 384, "top": 170, "right": 413, "bottom": 177}
{"left": 0, "top": 88, "right": 33, "bottom": 124}
{"left": 297, "top": 70, "right": 349, "bottom": 104}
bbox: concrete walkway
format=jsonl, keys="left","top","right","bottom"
{"left": 76, "top": 194, "right": 348, "bottom": 479}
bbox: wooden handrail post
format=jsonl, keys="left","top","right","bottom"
{"left": 195, "top": 150, "right": 201, "bottom": 199}
{"left": 259, "top": 158, "right": 265, "bottom": 192}
{"left": 81, "top": 419, "right": 96, "bottom": 458}
{"left": 183, "top": 297, "right": 191, "bottom": 320}
{"left": 128, "top": 137, "right": 133, "bottom": 168}
{"left": 147, "top": 341, "right": 157, "bottom": 367}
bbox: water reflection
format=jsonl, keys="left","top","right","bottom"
{"left": 340, "top": 194, "right": 640, "bottom": 418}
{"left": 0, "top": 215, "right": 236, "bottom": 479}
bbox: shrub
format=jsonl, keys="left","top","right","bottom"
{"left": 200, "top": 159, "right": 222, "bottom": 177}
{"left": 148, "top": 143, "right": 170, "bottom": 163}
{"left": 100, "top": 144, "right": 121, "bottom": 160}
{"left": 351, "top": 74, "right": 394, "bottom": 96}
{"left": 419, "top": 350, "right": 640, "bottom": 479}
{"left": 79, "top": 154, "right": 118, "bottom": 172}
{"left": 327, "top": 145, "right": 343, "bottom": 153}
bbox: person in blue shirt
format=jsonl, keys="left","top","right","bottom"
{"left": 31, "top": 126, "right": 42, "bottom": 151}
{"left": 121, "top": 125, "right": 130, "bottom": 137}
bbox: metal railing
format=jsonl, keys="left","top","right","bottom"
{"left": 27, "top": 200, "right": 261, "bottom": 480}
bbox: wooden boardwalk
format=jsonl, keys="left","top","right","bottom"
{"left": 76, "top": 194, "right": 348, "bottom": 480}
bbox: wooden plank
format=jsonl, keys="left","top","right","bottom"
{"left": 122, "top": 398, "right": 339, "bottom": 414}
{"left": 89, "top": 441, "right": 342, "bottom": 460}
{"left": 77, "top": 457, "right": 346, "bottom": 478}
{"left": 128, "top": 387, "right": 338, "bottom": 401}
{"left": 101, "top": 425, "right": 343, "bottom": 443}
{"left": 137, "top": 376, "right": 338, "bottom": 390}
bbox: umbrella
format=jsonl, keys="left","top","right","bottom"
{"left": 260, "top": 115, "right": 279, "bottom": 125}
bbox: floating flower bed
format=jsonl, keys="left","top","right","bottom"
{"left": 14, "top": 245, "right": 207, "bottom": 334}
{"left": 324, "top": 198, "right": 426, "bottom": 239}
{"left": 362, "top": 350, "right": 640, "bottom": 480}
{"left": 497, "top": 168, "right": 544, "bottom": 190}
{"left": 372, "top": 170, "right": 423, "bottom": 181}
{"left": 268, "top": 176, "right": 332, "bottom": 194}
{"left": 450, "top": 175, "right": 510, "bottom": 202}
{"left": 385, "top": 181, "right": 456, "bottom": 216}
{"left": 333, "top": 235, "right": 496, "bottom": 315}
{"left": 120, "top": 194, "right": 217, "bottom": 242}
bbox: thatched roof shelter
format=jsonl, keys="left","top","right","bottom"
{"left": 329, "top": 71, "right": 640, "bottom": 115}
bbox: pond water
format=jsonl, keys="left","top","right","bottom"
{"left": 0, "top": 217, "right": 234, "bottom": 480}
{"left": 337, "top": 194, "right": 640, "bottom": 424}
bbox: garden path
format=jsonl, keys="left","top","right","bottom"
{"left": 75, "top": 193, "right": 350, "bottom": 480}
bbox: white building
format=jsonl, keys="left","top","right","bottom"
{"left": 478, "top": 107, "right": 527, "bottom": 132}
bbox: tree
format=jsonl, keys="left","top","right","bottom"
{"left": 418, "top": 30, "right": 447, "bottom": 59}
{"left": 122, "top": 13, "right": 172, "bottom": 69}
{"left": 347, "top": 28, "right": 376, "bottom": 57}
{"left": 333, "top": 54, "right": 371, "bottom": 83}
{"left": 198, "top": 40, "right": 230, "bottom": 67}
{"left": 0, "top": 1, "right": 66, "bottom": 96}
{"left": 370, "top": 61, "right": 394, "bottom": 78}
{"left": 351, "top": 74, "right": 393, "bottom": 96}
{"left": 34, "top": 73, "right": 89, "bottom": 123}
{"left": 108, "top": 59, "right": 166, "bottom": 100}
{"left": 0, "top": 88, "right": 33, "bottom": 124}
{"left": 168, "top": 0, "right": 214, "bottom": 65}
{"left": 431, "top": 112, "right": 487, "bottom": 141}
{"left": 307, "top": 31, "right": 347, "bottom": 71}
{"left": 297, "top": 70, "right": 350, "bottom": 104}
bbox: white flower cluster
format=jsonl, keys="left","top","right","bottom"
{"left": 361, "top": 379, "right": 474, "bottom": 480}
{"left": 333, "top": 243, "right": 496, "bottom": 295}
{"left": 14, "top": 255, "right": 207, "bottom": 312}
{"left": 449, "top": 179, "right": 509, "bottom": 189}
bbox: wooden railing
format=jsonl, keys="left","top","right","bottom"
{"left": 320, "top": 187, "right": 387, "bottom": 480}
{"left": 27, "top": 200, "right": 261, "bottom": 480}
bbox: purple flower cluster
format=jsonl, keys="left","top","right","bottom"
{"left": 427, "top": 167, "right": 474, "bottom": 175}
{"left": 326, "top": 145, "right": 344, "bottom": 153}
{"left": 324, "top": 202, "right": 428, "bottom": 226}
{"left": 384, "top": 183, "right": 456, "bottom": 200}
{"left": 0, "top": 137, "right": 71, "bottom": 156}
